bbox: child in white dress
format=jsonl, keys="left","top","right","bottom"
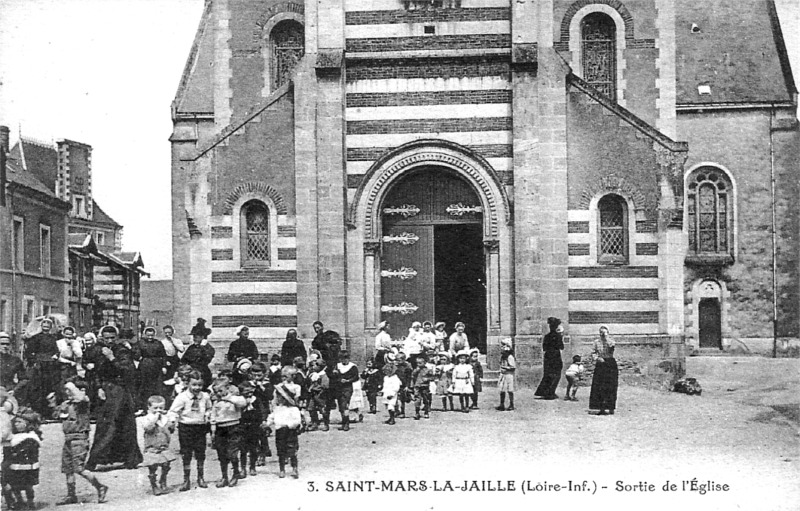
{"left": 451, "top": 351, "right": 474, "bottom": 413}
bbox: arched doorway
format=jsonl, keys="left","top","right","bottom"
{"left": 379, "top": 167, "right": 487, "bottom": 352}
{"left": 696, "top": 280, "right": 723, "bottom": 349}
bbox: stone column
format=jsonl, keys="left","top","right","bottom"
{"left": 314, "top": 0, "right": 347, "bottom": 337}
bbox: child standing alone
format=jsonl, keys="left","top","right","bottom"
{"left": 55, "top": 380, "right": 108, "bottom": 506}
{"left": 451, "top": 352, "right": 475, "bottom": 413}
{"left": 496, "top": 339, "right": 516, "bottom": 411}
{"left": 469, "top": 349, "right": 483, "bottom": 410}
{"left": 141, "top": 395, "right": 177, "bottom": 495}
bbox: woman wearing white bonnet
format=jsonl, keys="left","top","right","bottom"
{"left": 374, "top": 321, "right": 392, "bottom": 369}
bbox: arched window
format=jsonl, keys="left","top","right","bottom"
{"left": 270, "top": 21, "right": 304, "bottom": 91}
{"left": 581, "top": 12, "right": 616, "bottom": 100}
{"left": 687, "top": 167, "right": 733, "bottom": 256}
{"left": 598, "top": 194, "right": 628, "bottom": 263}
{"left": 241, "top": 200, "right": 270, "bottom": 266}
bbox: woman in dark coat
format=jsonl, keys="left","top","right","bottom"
{"left": 227, "top": 325, "right": 259, "bottom": 367}
{"left": 589, "top": 325, "right": 619, "bottom": 415}
{"left": 534, "top": 317, "right": 564, "bottom": 400}
{"left": 183, "top": 319, "right": 215, "bottom": 389}
{"left": 23, "top": 318, "right": 61, "bottom": 417}
{"left": 280, "top": 329, "right": 306, "bottom": 367}
{"left": 137, "top": 326, "right": 166, "bottom": 411}
{"left": 86, "top": 326, "right": 143, "bottom": 470}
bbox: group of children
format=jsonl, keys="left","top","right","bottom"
{"left": 0, "top": 334, "right": 588, "bottom": 509}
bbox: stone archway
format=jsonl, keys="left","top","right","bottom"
{"left": 349, "top": 140, "right": 512, "bottom": 338}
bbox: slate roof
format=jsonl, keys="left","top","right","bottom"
{"left": 91, "top": 200, "right": 122, "bottom": 228}
{"left": 173, "top": 1, "right": 215, "bottom": 116}
{"left": 676, "top": 0, "right": 797, "bottom": 105}
{"left": 10, "top": 139, "right": 58, "bottom": 191}
{"left": 5, "top": 158, "right": 65, "bottom": 207}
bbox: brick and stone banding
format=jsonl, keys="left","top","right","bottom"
{"left": 346, "top": 90, "right": 511, "bottom": 108}
{"left": 345, "top": 8, "right": 510, "bottom": 25}
{"left": 277, "top": 225, "right": 296, "bottom": 237}
{"left": 569, "top": 288, "right": 659, "bottom": 301}
{"left": 211, "top": 249, "right": 233, "bottom": 260}
{"left": 277, "top": 248, "right": 297, "bottom": 260}
{"left": 212, "top": 316, "right": 297, "bottom": 328}
{"left": 347, "top": 117, "right": 511, "bottom": 135}
{"left": 211, "top": 270, "right": 296, "bottom": 282}
{"left": 346, "top": 58, "right": 510, "bottom": 81}
{"left": 212, "top": 293, "right": 297, "bottom": 305}
{"left": 635, "top": 243, "right": 659, "bottom": 255}
{"left": 346, "top": 34, "right": 511, "bottom": 53}
{"left": 211, "top": 226, "right": 233, "bottom": 238}
{"left": 346, "top": 144, "right": 511, "bottom": 161}
{"left": 569, "top": 311, "right": 659, "bottom": 324}
{"left": 567, "top": 221, "right": 590, "bottom": 233}
{"left": 568, "top": 243, "right": 590, "bottom": 256}
{"left": 568, "top": 266, "right": 658, "bottom": 278}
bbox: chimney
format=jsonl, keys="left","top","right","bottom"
{"left": 0, "top": 125, "right": 9, "bottom": 207}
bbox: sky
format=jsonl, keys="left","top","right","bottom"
{"left": 0, "top": 0, "right": 798, "bottom": 281}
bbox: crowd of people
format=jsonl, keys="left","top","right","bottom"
{"left": 0, "top": 316, "right": 619, "bottom": 509}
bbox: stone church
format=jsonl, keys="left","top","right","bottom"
{"left": 170, "top": 0, "right": 799, "bottom": 375}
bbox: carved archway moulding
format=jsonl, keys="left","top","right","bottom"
{"left": 223, "top": 182, "right": 288, "bottom": 215}
{"left": 253, "top": 2, "right": 305, "bottom": 45}
{"left": 348, "top": 139, "right": 512, "bottom": 240}
{"left": 577, "top": 174, "right": 649, "bottom": 211}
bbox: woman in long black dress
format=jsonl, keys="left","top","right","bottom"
{"left": 280, "top": 329, "right": 306, "bottom": 368}
{"left": 137, "top": 326, "right": 166, "bottom": 411}
{"left": 23, "top": 318, "right": 60, "bottom": 417}
{"left": 534, "top": 317, "right": 564, "bottom": 400}
{"left": 183, "top": 319, "right": 215, "bottom": 389}
{"left": 86, "top": 325, "right": 143, "bottom": 470}
{"left": 589, "top": 325, "right": 618, "bottom": 415}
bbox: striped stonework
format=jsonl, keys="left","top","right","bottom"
{"left": 212, "top": 293, "right": 297, "bottom": 305}
{"left": 568, "top": 266, "right": 658, "bottom": 278}
{"left": 211, "top": 249, "right": 233, "bottom": 260}
{"left": 211, "top": 226, "right": 233, "bottom": 238}
{"left": 567, "top": 221, "right": 590, "bottom": 233}
{"left": 569, "top": 288, "right": 659, "bottom": 301}
{"left": 212, "top": 270, "right": 296, "bottom": 282}
{"left": 278, "top": 248, "right": 296, "bottom": 260}
{"left": 345, "top": 7, "right": 510, "bottom": 25}
{"left": 212, "top": 316, "right": 297, "bottom": 328}
{"left": 568, "top": 244, "right": 590, "bottom": 256}
{"left": 569, "top": 311, "right": 659, "bottom": 324}
{"left": 635, "top": 243, "right": 659, "bottom": 255}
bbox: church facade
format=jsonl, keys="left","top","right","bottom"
{"left": 170, "top": 0, "right": 799, "bottom": 374}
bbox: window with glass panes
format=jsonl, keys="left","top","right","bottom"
{"left": 270, "top": 21, "right": 304, "bottom": 91}
{"left": 598, "top": 194, "right": 627, "bottom": 263}
{"left": 687, "top": 167, "right": 732, "bottom": 254}
{"left": 241, "top": 200, "right": 270, "bottom": 266}
{"left": 581, "top": 12, "right": 616, "bottom": 100}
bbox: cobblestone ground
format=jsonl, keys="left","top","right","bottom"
{"left": 5, "top": 357, "right": 798, "bottom": 511}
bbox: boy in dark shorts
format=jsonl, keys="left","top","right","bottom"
{"left": 56, "top": 379, "right": 108, "bottom": 505}
{"left": 167, "top": 370, "right": 212, "bottom": 491}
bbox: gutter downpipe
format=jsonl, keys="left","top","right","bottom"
{"left": 769, "top": 105, "right": 779, "bottom": 359}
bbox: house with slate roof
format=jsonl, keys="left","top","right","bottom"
{"left": 170, "top": 0, "right": 798, "bottom": 377}
{"left": 4, "top": 133, "right": 147, "bottom": 334}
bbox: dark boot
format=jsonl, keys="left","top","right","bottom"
{"left": 97, "top": 483, "right": 108, "bottom": 504}
{"left": 507, "top": 392, "right": 515, "bottom": 411}
{"left": 279, "top": 458, "right": 286, "bottom": 478}
{"left": 216, "top": 462, "right": 229, "bottom": 488}
{"left": 229, "top": 461, "right": 241, "bottom": 486}
{"left": 159, "top": 467, "right": 170, "bottom": 491}
{"left": 180, "top": 468, "right": 191, "bottom": 492}
{"left": 339, "top": 415, "right": 350, "bottom": 431}
{"left": 196, "top": 463, "right": 208, "bottom": 489}
{"left": 385, "top": 410, "right": 396, "bottom": 425}
{"left": 149, "top": 474, "right": 163, "bottom": 496}
{"left": 496, "top": 391, "right": 506, "bottom": 411}
{"left": 56, "top": 483, "right": 78, "bottom": 505}
{"left": 290, "top": 456, "right": 299, "bottom": 479}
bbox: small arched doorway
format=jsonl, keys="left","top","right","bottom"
{"left": 379, "top": 167, "right": 487, "bottom": 351}
{"left": 697, "top": 280, "right": 723, "bottom": 349}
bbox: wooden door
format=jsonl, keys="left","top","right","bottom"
{"left": 381, "top": 225, "right": 434, "bottom": 339}
{"left": 380, "top": 168, "right": 484, "bottom": 342}
{"left": 698, "top": 298, "right": 722, "bottom": 348}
